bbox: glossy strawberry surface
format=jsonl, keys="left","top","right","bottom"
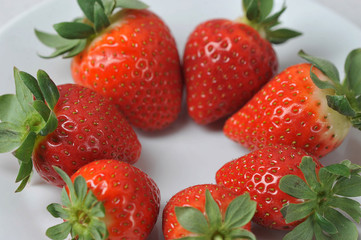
{"left": 71, "top": 160, "right": 160, "bottom": 240}
{"left": 216, "top": 145, "right": 322, "bottom": 230}
{"left": 71, "top": 9, "right": 183, "bottom": 131}
{"left": 33, "top": 84, "right": 141, "bottom": 187}
{"left": 224, "top": 63, "right": 351, "bottom": 158}
{"left": 183, "top": 19, "right": 277, "bottom": 124}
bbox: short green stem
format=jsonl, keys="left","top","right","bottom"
{"left": 213, "top": 234, "right": 224, "bottom": 240}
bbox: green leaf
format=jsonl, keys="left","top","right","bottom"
{"left": 313, "top": 223, "right": 330, "bottom": 240}
{"left": 258, "top": 0, "right": 274, "bottom": 21}
{"left": 262, "top": 5, "right": 285, "bottom": 27}
{"left": 205, "top": 190, "right": 222, "bottom": 228}
{"left": 323, "top": 164, "right": 351, "bottom": 178}
{"left": 102, "top": 0, "right": 116, "bottom": 15}
{"left": 15, "top": 161, "right": 33, "bottom": 183}
{"left": 267, "top": 28, "right": 302, "bottom": 44}
{"left": 35, "top": 29, "right": 76, "bottom": 49}
{"left": 299, "top": 50, "right": 341, "bottom": 85}
{"left": 229, "top": 228, "right": 256, "bottom": 240}
{"left": 344, "top": 48, "right": 361, "bottom": 95}
{"left": 13, "top": 131, "right": 36, "bottom": 162}
{"left": 54, "top": 22, "right": 95, "bottom": 39}
{"left": 61, "top": 188, "right": 71, "bottom": 208}
{"left": 37, "top": 70, "right": 60, "bottom": 110}
{"left": 77, "top": 0, "right": 98, "bottom": 22}
{"left": 279, "top": 175, "right": 316, "bottom": 200}
{"left": 94, "top": 1, "right": 110, "bottom": 32}
{"left": 64, "top": 39, "right": 87, "bottom": 58}
{"left": 326, "top": 95, "right": 356, "bottom": 117}
{"left": 46, "top": 221, "right": 72, "bottom": 240}
{"left": 39, "top": 111, "right": 58, "bottom": 136}
{"left": 33, "top": 100, "right": 51, "bottom": 121}
{"left": 89, "top": 202, "right": 106, "bottom": 218}
{"left": 175, "top": 206, "right": 209, "bottom": 234}
{"left": 19, "top": 71, "right": 44, "bottom": 101}
{"left": 74, "top": 176, "right": 88, "bottom": 201}
{"left": 283, "top": 217, "right": 314, "bottom": 240}
{"left": 176, "top": 237, "right": 208, "bottom": 240}
{"left": 15, "top": 174, "right": 31, "bottom": 193}
{"left": 333, "top": 174, "right": 361, "bottom": 197}
{"left": 325, "top": 208, "right": 359, "bottom": 240}
{"left": 284, "top": 201, "right": 316, "bottom": 224}
{"left": 89, "top": 219, "right": 107, "bottom": 239}
{"left": 84, "top": 190, "right": 98, "bottom": 209}
{"left": 299, "top": 156, "right": 321, "bottom": 191}
{"left": 53, "top": 166, "right": 76, "bottom": 198}
{"left": 47, "top": 203, "right": 70, "bottom": 219}
{"left": 0, "top": 122, "right": 23, "bottom": 152}
{"left": 318, "top": 168, "right": 338, "bottom": 192}
{"left": 0, "top": 94, "right": 26, "bottom": 124}
{"left": 39, "top": 40, "right": 80, "bottom": 59}
{"left": 315, "top": 212, "right": 338, "bottom": 235}
{"left": 243, "top": 0, "right": 258, "bottom": 21}
{"left": 223, "top": 193, "right": 256, "bottom": 229}
{"left": 328, "top": 197, "right": 361, "bottom": 223}
{"left": 115, "top": 0, "right": 148, "bottom": 9}
{"left": 14, "top": 67, "right": 34, "bottom": 114}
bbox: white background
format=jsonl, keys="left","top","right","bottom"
{"left": 1, "top": 0, "right": 361, "bottom": 30}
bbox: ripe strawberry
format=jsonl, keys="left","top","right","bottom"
{"left": 46, "top": 160, "right": 161, "bottom": 240}
{"left": 183, "top": 0, "right": 301, "bottom": 124}
{"left": 224, "top": 49, "right": 361, "bottom": 157}
{"left": 35, "top": 0, "right": 183, "bottom": 131}
{"left": 0, "top": 68, "right": 141, "bottom": 190}
{"left": 162, "top": 184, "right": 256, "bottom": 240}
{"left": 216, "top": 145, "right": 361, "bottom": 239}
{"left": 216, "top": 145, "right": 321, "bottom": 230}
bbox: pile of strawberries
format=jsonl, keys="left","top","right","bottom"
{"left": 1, "top": 0, "right": 361, "bottom": 239}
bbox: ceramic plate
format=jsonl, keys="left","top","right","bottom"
{"left": 0, "top": 0, "right": 360, "bottom": 239}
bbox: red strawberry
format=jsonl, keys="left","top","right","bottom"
{"left": 183, "top": 0, "right": 301, "bottom": 124}
{"left": 0, "top": 68, "right": 141, "bottom": 190}
{"left": 216, "top": 145, "right": 321, "bottom": 230}
{"left": 46, "top": 160, "right": 160, "bottom": 240}
{"left": 35, "top": 1, "right": 183, "bottom": 131}
{"left": 162, "top": 184, "right": 256, "bottom": 240}
{"left": 216, "top": 145, "right": 361, "bottom": 239}
{"left": 224, "top": 49, "right": 361, "bottom": 157}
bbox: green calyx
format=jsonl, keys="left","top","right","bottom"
{"left": 279, "top": 156, "right": 361, "bottom": 240}
{"left": 174, "top": 190, "right": 257, "bottom": 240}
{"left": 35, "top": 0, "right": 148, "bottom": 58}
{"left": 0, "top": 68, "right": 59, "bottom": 192}
{"left": 46, "top": 167, "right": 108, "bottom": 240}
{"left": 240, "top": 0, "right": 301, "bottom": 44}
{"left": 299, "top": 49, "right": 361, "bottom": 130}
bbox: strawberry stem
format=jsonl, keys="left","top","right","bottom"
{"left": 0, "top": 68, "right": 60, "bottom": 192}
{"left": 280, "top": 157, "right": 361, "bottom": 239}
{"left": 35, "top": 0, "right": 148, "bottom": 58}
{"left": 175, "top": 190, "right": 256, "bottom": 240}
{"left": 239, "top": 0, "right": 301, "bottom": 44}
{"left": 46, "top": 167, "right": 108, "bottom": 240}
{"left": 299, "top": 49, "right": 361, "bottom": 131}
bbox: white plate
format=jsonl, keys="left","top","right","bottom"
{"left": 0, "top": 0, "right": 361, "bottom": 239}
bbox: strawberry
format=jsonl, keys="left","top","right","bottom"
{"left": 216, "top": 145, "right": 361, "bottom": 239}
{"left": 216, "top": 145, "right": 321, "bottom": 230}
{"left": 46, "top": 159, "right": 160, "bottom": 240}
{"left": 0, "top": 68, "right": 141, "bottom": 190}
{"left": 183, "top": 0, "right": 301, "bottom": 124}
{"left": 224, "top": 49, "right": 361, "bottom": 158}
{"left": 162, "top": 184, "right": 256, "bottom": 240}
{"left": 35, "top": 0, "right": 183, "bottom": 131}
